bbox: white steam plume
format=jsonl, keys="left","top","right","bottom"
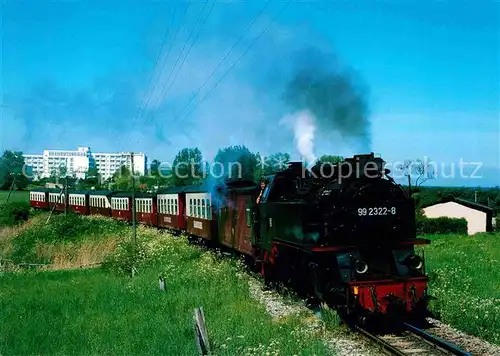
{"left": 280, "top": 109, "right": 317, "bottom": 167}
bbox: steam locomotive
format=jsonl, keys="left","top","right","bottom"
{"left": 29, "top": 153, "right": 432, "bottom": 323}
{"left": 254, "top": 153, "right": 431, "bottom": 324}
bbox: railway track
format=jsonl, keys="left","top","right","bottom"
{"left": 355, "top": 322, "right": 472, "bottom": 356}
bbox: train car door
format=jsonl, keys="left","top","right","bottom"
{"left": 256, "top": 177, "right": 274, "bottom": 251}
{"left": 235, "top": 194, "right": 253, "bottom": 255}
{"left": 222, "top": 194, "right": 234, "bottom": 248}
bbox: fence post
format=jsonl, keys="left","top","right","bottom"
{"left": 193, "top": 307, "right": 211, "bottom": 355}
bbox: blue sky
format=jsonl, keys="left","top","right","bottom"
{"left": 1, "top": 0, "right": 499, "bottom": 186}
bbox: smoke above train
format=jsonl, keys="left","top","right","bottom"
{"left": 280, "top": 46, "right": 371, "bottom": 164}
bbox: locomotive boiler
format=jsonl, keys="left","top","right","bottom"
{"left": 255, "top": 153, "right": 431, "bottom": 323}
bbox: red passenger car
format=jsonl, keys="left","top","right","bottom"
{"left": 68, "top": 191, "right": 90, "bottom": 215}
{"left": 157, "top": 187, "right": 187, "bottom": 231}
{"left": 185, "top": 185, "right": 218, "bottom": 241}
{"left": 135, "top": 193, "right": 157, "bottom": 226}
{"left": 30, "top": 188, "right": 49, "bottom": 210}
{"left": 110, "top": 192, "right": 132, "bottom": 221}
{"left": 89, "top": 190, "right": 116, "bottom": 217}
{"left": 48, "top": 189, "right": 67, "bottom": 212}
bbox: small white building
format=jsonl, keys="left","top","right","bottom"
{"left": 422, "top": 198, "right": 495, "bottom": 235}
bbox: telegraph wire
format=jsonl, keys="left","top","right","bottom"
{"left": 138, "top": 2, "right": 190, "bottom": 122}
{"left": 132, "top": 5, "right": 176, "bottom": 126}
{"left": 146, "top": 0, "right": 215, "bottom": 123}
{"left": 156, "top": 1, "right": 216, "bottom": 111}
{"left": 172, "top": 0, "right": 292, "bottom": 129}
{"left": 172, "top": 1, "right": 272, "bottom": 122}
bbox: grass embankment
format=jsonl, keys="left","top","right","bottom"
{"left": 0, "top": 214, "right": 331, "bottom": 355}
{"left": 1, "top": 213, "right": 124, "bottom": 268}
{"left": 419, "top": 232, "right": 500, "bottom": 345}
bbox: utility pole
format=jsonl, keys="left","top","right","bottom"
{"left": 46, "top": 189, "right": 63, "bottom": 225}
{"left": 475, "top": 191, "right": 478, "bottom": 203}
{"left": 130, "top": 152, "right": 137, "bottom": 278}
{"left": 131, "top": 152, "right": 137, "bottom": 247}
{"left": 64, "top": 176, "right": 68, "bottom": 216}
{"left": 5, "top": 175, "right": 17, "bottom": 204}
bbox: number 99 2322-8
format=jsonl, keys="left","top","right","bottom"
{"left": 357, "top": 207, "right": 396, "bottom": 216}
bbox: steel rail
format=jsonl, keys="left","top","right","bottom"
{"left": 403, "top": 323, "right": 472, "bottom": 356}
{"left": 353, "top": 325, "right": 407, "bottom": 356}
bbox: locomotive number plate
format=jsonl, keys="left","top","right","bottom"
{"left": 357, "top": 207, "right": 396, "bottom": 216}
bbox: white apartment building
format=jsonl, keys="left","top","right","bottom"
{"left": 24, "top": 147, "right": 147, "bottom": 180}
{"left": 93, "top": 151, "right": 147, "bottom": 180}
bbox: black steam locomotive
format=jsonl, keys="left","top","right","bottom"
{"left": 255, "top": 153, "right": 431, "bottom": 322}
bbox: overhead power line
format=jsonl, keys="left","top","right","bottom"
{"left": 138, "top": 2, "right": 190, "bottom": 122}
{"left": 132, "top": 5, "right": 176, "bottom": 126}
{"left": 145, "top": 0, "right": 216, "bottom": 124}
{"left": 172, "top": 0, "right": 292, "bottom": 129}
{"left": 172, "top": 1, "right": 272, "bottom": 122}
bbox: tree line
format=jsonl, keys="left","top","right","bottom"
{"left": 1, "top": 148, "right": 498, "bottom": 213}
{"left": 0, "top": 147, "right": 342, "bottom": 191}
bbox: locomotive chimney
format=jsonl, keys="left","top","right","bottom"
{"left": 341, "top": 152, "right": 385, "bottom": 179}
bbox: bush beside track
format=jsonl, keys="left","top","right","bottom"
{"left": 416, "top": 216, "right": 468, "bottom": 235}
{"left": 417, "top": 232, "right": 500, "bottom": 346}
{"left": 0, "top": 214, "right": 332, "bottom": 355}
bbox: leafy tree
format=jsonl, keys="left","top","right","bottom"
{"left": 266, "top": 152, "right": 291, "bottom": 175}
{"left": 253, "top": 152, "right": 264, "bottom": 181}
{"left": 110, "top": 165, "right": 133, "bottom": 191}
{"left": 58, "top": 164, "right": 68, "bottom": 178}
{"left": 48, "top": 169, "right": 58, "bottom": 183}
{"left": 47, "top": 164, "right": 68, "bottom": 184}
{"left": 74, "top": 167, "right": 101, "bottom": 190}
{"left": 171, "top": 148, "right": 205, "bottom": 186}
{"left": 150, "top": 159, "right": 161, "bottom": 177}
{"left": 65, "top": 175, "right": 78, "bottom": 189}
{"left": 212, "top": 145, "right": 257, "bottom": 183}
{"left": 255, "top": 152, "right": 291, "bottom": 179}
{"left": 114, "top": 165, "right": 131, "bottom": 178}
{"left": 82, "top": 167, "right": 101, "bottom": 189}
{"left": 309, "top": 155, "right": 344, "bottom": 180}
{"left": 86, "top": 167, "right": 99, "bottom": 179}
{"left": 0, "top": 150, "right": 29, "bottom": 190}
{"left": 317, "top": 155, "right": 344, "bottom": 164}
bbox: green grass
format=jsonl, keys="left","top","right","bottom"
{"left": 0, "top": 222, "right": 331, "bottom": 355}
{"left": 418, "top": 232, "right": 500, "bottom": 345}
{"left": 0, "top": 190, "right": 29, "bottom": 205}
